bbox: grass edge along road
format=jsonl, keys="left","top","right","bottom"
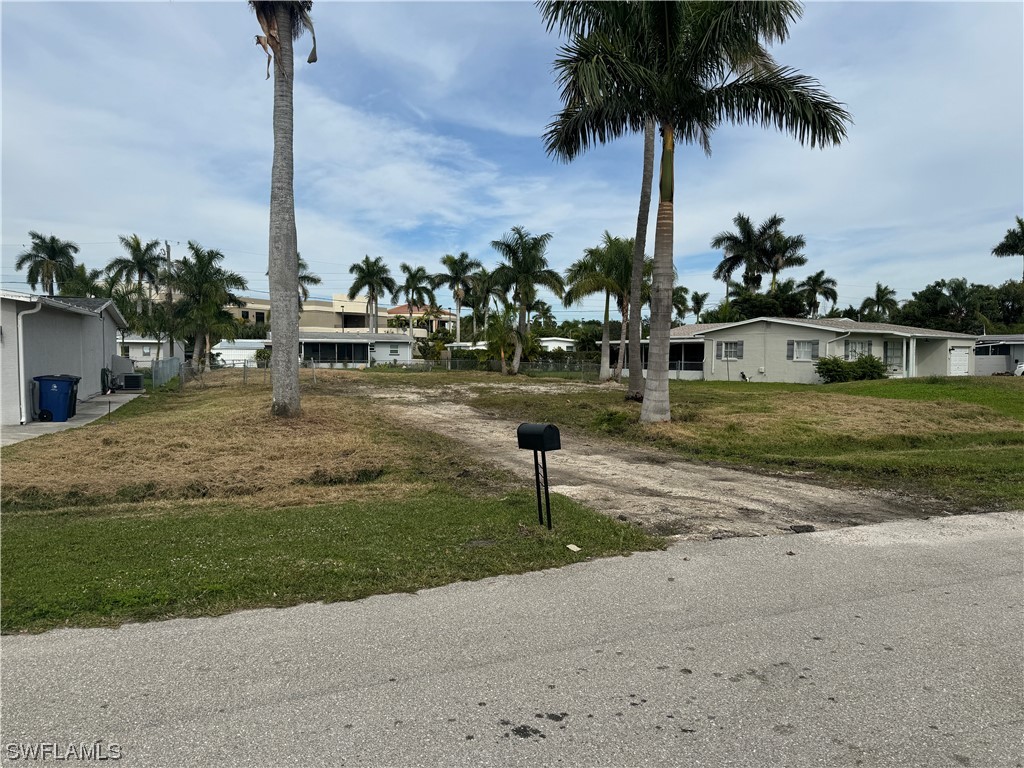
{"left": 0, "top": 377, "right": 660, "bottom": 634}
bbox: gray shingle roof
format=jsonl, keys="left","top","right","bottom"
{"left": 699, "top": 317, "right": 978, "bottom": 339}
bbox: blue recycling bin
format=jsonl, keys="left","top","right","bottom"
{"left": 34, "top": 375, "right": 77, "bottom": 422}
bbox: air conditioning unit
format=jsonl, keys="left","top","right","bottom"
{"left": 122, "top": 373, "right": 144, "bottom": 391}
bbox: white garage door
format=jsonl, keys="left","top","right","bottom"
{"left": 949, "top": 347, "right": 969, "bottom": 376}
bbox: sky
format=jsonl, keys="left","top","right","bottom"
{"left": 2, "top": 1, "right": 1022, "bottom": 323}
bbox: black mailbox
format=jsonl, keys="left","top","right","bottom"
{"left": 517, "top": 423, "right": 561, "bottom": 452}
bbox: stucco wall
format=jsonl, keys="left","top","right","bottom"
{"left": 914, "top": 338, "right": 953, "bottom": 376}
{"left": 704, "top": 323, "right": 829, "bottom": 384}
{"left": 1, "top": 301, "right": 23, "bottom": 425}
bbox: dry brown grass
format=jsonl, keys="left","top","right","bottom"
{"left": 1, "top": 370, "right": 449, "bottom": 509}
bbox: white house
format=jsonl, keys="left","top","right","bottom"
{"left": 974, "top": 333, "right": 1024, "bottom": 375}
{"left": 261, "top": 331, "right": 414, "bottom": 367}
{"left": 699, "top": 318, "right": 977, "bottom": 383}
{"left": 118, "top": 334, "right": 186, "bottom": 369}
{"left": 538, "top": 337, "right": 576, "bottom": 352}
{"left": 1, "top": 291, "right": 127, "bottom": 425}
{"left": 210, "top": 339, "right": 269, "bottom": 365}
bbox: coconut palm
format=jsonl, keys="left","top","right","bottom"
{"left": 59, "top": 264, "right": 104, "bottom": 298}
{"left": 688, "top": 291, "right": 710, "bottom": 323}
{"left": 297, "top": 253, "right": 321, "bottom": 309}
{"left": 348, "top": 256, "right": 396, "bottom": 333}
{"left": 106, "top": 234, "right": 163, "bottom": 316}
{"left": 484, "top": 304, "right": 521, "bottom": 376}
{"left": 798, "top": 270, "right": 838, "bottom": 318}
{"left": 174, "top": 241, "right": 247, "bottom": 368}
{"left": 491, "top": 226, "right": 565, "bottom": 375}
{"left": 764, "top": 226, "right": 807, "bottom": 292}
{"left": 433, "top": 251, "right": 482, "bottom": 344}
{"left": 468, "top": 266, "right": 508, "bottom": 339}
{"left": 711, "top": 213, "right": 781, "bottom": 298}
{"left": 15, "top": 231, "right": 79, "bottom": 297}
{"left": 250, "top": 0, "right": 317, "bottom": 416}
{"left": 392, "top": 263, "right": 436, "bottom": 343}
{"left": 564, "top": 235, "right": 620, "bottom": 381}
{"left": 992, "top": 215, "right": 1024, "bottom": 280}
{"left": 542, "top": 1, "right": 850, "bottom": 421}
{"left": 672, "top": 285, "right": 690, "bottom": 321}
{"left": 860, "top": 282, "right": 898, "bottom": 321}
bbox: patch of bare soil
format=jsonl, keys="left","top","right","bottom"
{"left": 352, "top": 380, "right": 966, "bottom": 541}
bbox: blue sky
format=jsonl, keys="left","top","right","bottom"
{"left": 2, "top": 1, "right": 1022, "bottom": 322}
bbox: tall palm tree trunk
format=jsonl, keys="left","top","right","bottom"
{"left": 627, "top": 119, "right": 655, "bottom": 401}
{"left": 268, "top": 3, "right": 301, "bottom": 417}
{"left": 613, "top": 303, "right": 628, "bottom": 382}
{"left": 511, "top": 305, "right": 527, "bottom": 375}
{"left": 640, "top": 125, "right": 675, "bottom": 423}
{"left": 599, "top": 290, "right": 611, "bottom": 381}
{"left": 455, "top": 298, "right": 462, "bottom": 344}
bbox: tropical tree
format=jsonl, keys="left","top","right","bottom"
{"left": 392, "top": 263, "right": 436, "bottom": 343}
{"left": 174, "top": 241, "right": 248, "bottom": 368}
{"left": 347, "top": 256, "right": 396, "bottom": 333}
{"left": 672, "top": 285, "right": 690, "bottom": 321}
{"left": 763, "top": 224, "right": 807, "bottom": 292}
{"left": 297, "top": 253, "right": 322, "bottom": 310}
{"left": 484, "top": 304, "right": 521, "bottom": 375}
{"left": 107, "top": 234, "right": 162, "bottom": 316}
{"left": 689, "top": 291, "right": 709, "bottom": 322}
{"left": 250, "top": 0, "right": 317, "bottom": 417}
{"left": 15, "top": 231, "right": 78, "bottom": 296}
{"left": 59, "top": 264, "right": 104, "bottom": 298}
{"left": 529, "top": 299, "right": 557, "bottom": 332}
{"left": 468, "top": 266, "right": 507, "bottom": 339}
{"left": 542, "top": 1, "right": 851, "bottom": 421}
{"left": 991, "top": 215, "right": 1024, "bottom": 280}
{"left": 711, "top": 212, "right": 782, "bottom": 298}
{"left": 798, "top": 269, "right": 838, "bottom": 318}
{"left": 491, "top": 226, "right": 565, "bottom": 375}
{"left": 860, "top": 282, "right": 898, "bottom": 321}
{"left": 433, "top": 251, "right": 482, "bottom": 344}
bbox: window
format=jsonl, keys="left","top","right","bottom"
{"left": 390, "top": 343, "right": 399, "bottom": 356}
{"left": 142, "top": 345, "right": 152, "bottom": 357}
{"left": 787, "top": 340, "right": 819, "bottom": 361}
{"left": 844, "top": 339, "right": 872, "bottom": 360}
{"left": 241, "top": 310, "right": 250, "bottom": 321}
{"left": 716, "top": 341, "right": 744, "bottom": 360}
{"left": 121, "top": 345, "right": 129, "bottom": 357}
{"left": 884, "top": 340, "right": 903, "bottom": 368}
{"left": 255, "top": 312, "right": 265, "bottom": 324}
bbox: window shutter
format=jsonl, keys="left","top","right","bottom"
{"left": 844, "top": 340, "right": 851, "bottom": 358}
{"left": 716, "top": 341, "right": 722, "bottom": 360}
{"left": 736, "top": 341, "right": 744, "bottom": 359}
{"left": 867, "top": 340, "right": 873, "bottom": 355}
{"left": 811, "top": 341, "right": 820, "bottom": 359}
{"left": 786, "top": 340, "right": 795, "bottom": 360}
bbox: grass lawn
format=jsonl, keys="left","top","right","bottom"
{"left": 465, "top": 375, "right": 1024, "bottom": 509}
{"left": 0, "top": 373, "right": 660, "bottom": 634}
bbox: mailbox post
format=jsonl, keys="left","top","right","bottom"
{"left": 516, "top": 423, "right": 561, "bottom": 530}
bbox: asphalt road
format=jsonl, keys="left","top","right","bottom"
{"left": 2, "top": 512, "right": 1021, "bottom": 767}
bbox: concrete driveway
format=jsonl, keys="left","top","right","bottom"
{"left": 1, "top": 512, "right": 1021, "bottom": 767}
{"left": 0, "top": 392, "right": 140, "bottom": 447}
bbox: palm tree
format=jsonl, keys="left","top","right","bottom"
{"left": 59, "top": 264, "right": 104, "bottom": 298}
{"left": 491, "top": 226, "right": 565, "bottom": 375}
{"left": 484, "top": 304, "right": 521, "bottom": 376}
{"left": 564, "top": 234, "right": 620, "bottom": 381}
{"left": 672, "top": 285, "right": 690, "bottom": 321}
{"left": 798, "top": 270, "right": 838, "bottom": 318}
{"left": 250, "top": 0, "right": 317, "bottom": 417}
{"left": 689, "top": 291, "right": 709, "bottom": 322}
{"left": 348, "top": 256, "right": 396, "bottom": 333}
{"left": 392, "top": 263, "right": 436, "bottom": 343}
{"left": 860, "top": 282, "right": 898, "bottom": 321}
{"left": 530, "top": 299, "right": 557, "bottom": 332}
{"left": 106, "top": 234, "right": 163, "bottom": 316}
{"left": 542, "top": 1, "right": 851, "bottom": 421}
{"left": 992, "top": 215, "right": 1024, "bottom": 280}
{"left": 15, "top": 231, "right": 78, "bottom": 296}
{"left": 764, "top": 226, "right": 807, "bottom": 292}
{"left": 468, "top": 266, "right": 508, "bottom": 340}
{"left": 173, "top": 241, "right": 248, "bottom": 368}
{"left": 296, "top": 253, "right": 322, "bottom": 311}
{"left": 433, "top": 251, "right": 482, "bottom": 344}
{"left": 711, "top": 212, "right": 782, "bottom": 299}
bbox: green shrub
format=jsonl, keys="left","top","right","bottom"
{"left": 815, "top": 354, "right": 887, "bottom": 384}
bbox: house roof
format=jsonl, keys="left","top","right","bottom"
{"left": 1, "top": 290, "right": 128, "bottom": 328}
{"left": 670, "top": 323, "right": 734, "bottom": 338}
{"left": 387, "top": 304, "right": 456, "bottom": 318}
{"left": 698, "top": 317, "right": 978, "bottom": 340}
{"left": 977, "top": 334, "right": 1024, "bottom": 344}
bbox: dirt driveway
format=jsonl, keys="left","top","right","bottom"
{"left": 355, "top": 379, "right": 959, "bottom": 541}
